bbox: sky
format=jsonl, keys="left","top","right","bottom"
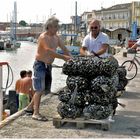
{"left": 0, "top": 0, "right": 139, "bottom": 24}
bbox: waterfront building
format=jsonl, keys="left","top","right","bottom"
{"left": 5, "top": 24, "right": 43, "bottom": 41}
{"left": 131, "top": 1, "right": 140, "bottom": 31}
{"left": 95, "top": 3, "right": 131, "bottom": 29}
{"left": 80, "top": 11, "right": 96, "bottom": 37}
{"left": 79, "top": 1, "right": 140, "bottom": 41}
{"left": 1, "top": 1, "right": 140, "bottom": 42}
{"left": 94, "top": 1, "right": 140, "bottom": 40}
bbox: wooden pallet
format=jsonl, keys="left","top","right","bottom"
{"left": 53, "top": 115, "right": 112, "bottom": 131}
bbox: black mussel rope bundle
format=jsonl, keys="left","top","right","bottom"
{"left": 62, "top": 56, "right": 119, "bottom": 77}
{"left": 62, "top": 56, "right": 94, "bottom": 77}
{"left": 111, "top": 72, "right": 119, "bottom": 88}
{"left": 115, "top": 66, "right": 128, "bottom": 92}
{"left": 69, "top": 91, "right": 85, "bottom": 107}
{"left": 90, "top": 76, "right": 116, "bottom": 94}
{"left": 66, "top": 76, "right": 89, "bottom": 92}
{"left": 84, "top": 90, "right": 116, "bottom": 106}
{"left": 84, "top": 90, "right": 101, "bottom": 105}
{"left": 100, "top": 56, "right": 119, "bottom": 77}
{"left": 85, "top": 56, "right": 103, "bottom": 77}
{"left": 57, "top": 102, "right": 82, "bottom": 119}
{"left": 96, "top": 93, "right": 115, "bottom": 106}
{"left": 110, "top": 97, "right": 118, "bottom": 110}
{"left": 62, "top": 59, "right": 81, "bottom": 76}
{"left": 58, "top": 86, "right": 86, "bottom": 107}
{"left": 57, "top": 56, "right": 120, "bottom": 119}
{"left": 117, "top": 77, "right": 128, "bottom": 91}
{"left": 83, "top": 103, "right": 113, "bottom": 120}
{"left": 117, "top": 66, "right": 127, "bottom": 80}
{"left": 58, "top": 87, "right": 72, "bottom": 103}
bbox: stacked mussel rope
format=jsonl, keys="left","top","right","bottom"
{"left": 57, "top": 56, "right": 123, "bottom": 119}
{"left": 116, "top": 66, "right": 128, "bottom": 92}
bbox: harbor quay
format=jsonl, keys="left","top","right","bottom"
{"left": 0, "top": 41, "right": 67, "bottom": 93}
{"left": 0, "top": 43, "right": 140, "bottom": 138}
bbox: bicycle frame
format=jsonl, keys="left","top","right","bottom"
{"left": 121, "top": 52, "right": 140, "bottom": 80}
{"left": 128, "top": 53, "right": 140, "bottom": 71}
{"left": 134, "top": 53, "right": 140, "bottom": 66}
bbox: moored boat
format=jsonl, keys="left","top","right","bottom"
{"left": 56, "top": 45, "right": 80, "bottom": 55}
{"left": 12, "top": 40, "right": 21, "bottom": 48}
{"left": 0, "top": 40, "right": 5, "bottom": 50}
{"left": 3, "top": 40, "right": 16, "bottom": 51}
{"left": 57, "top": 33, "right": 81, "bottom": 55}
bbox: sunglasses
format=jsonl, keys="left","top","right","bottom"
{"left": 90, "top": 26, "right": 98, "bottom": 29}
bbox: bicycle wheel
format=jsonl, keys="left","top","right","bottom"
{"left": 121, "top": 60, "right": 138, "bottom": 80}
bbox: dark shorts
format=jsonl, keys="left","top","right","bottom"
{"left": 33, "top": 60, "right": 52, "bottom": 93}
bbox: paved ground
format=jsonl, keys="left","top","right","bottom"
{"left": 0, "top": 49, "right": 140, "bottom": 138}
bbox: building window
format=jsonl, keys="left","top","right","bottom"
{"left": 87, "top": 14, "right": 92, "bottom": 19}
{"left": 113, "top": 14, "right": 115, "bottom": 19}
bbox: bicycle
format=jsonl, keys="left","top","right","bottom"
{"left": 121, "top": 49, "right": 140, "bottom": 80}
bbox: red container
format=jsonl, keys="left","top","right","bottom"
{"left": 128, "top": 40, "right": 137, "bottom": 48}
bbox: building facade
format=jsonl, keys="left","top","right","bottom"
{"left": 80, "top": 1, "right": 140, "bottom": 40}
{"left": 1, "top": 1, "right": 140, "bottom": 41}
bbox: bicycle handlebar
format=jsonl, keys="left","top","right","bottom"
{"left": 127, "top": 48, "right": 137, "bottom": 54}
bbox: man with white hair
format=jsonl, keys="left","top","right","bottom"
{"left": 26, "top": 16, "right": 71, "bottom": 121}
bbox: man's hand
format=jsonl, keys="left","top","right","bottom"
{"left": 90, "top": 52, "right": 95, "bottom": 57}
{"left": 63, "top": 55, "right": 72, "bottom": 61}
{"left": 85, "top": 51, "right": 95, "bottom": 57}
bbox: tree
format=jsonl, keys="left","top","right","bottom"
{"left": 19, "top": 20, "right": 27, "bottom": 26}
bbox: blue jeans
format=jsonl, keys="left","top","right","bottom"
{"left": 45, "top": 64, "right": 52, "bottom": 94}
{"left": 33, "top": 60, "right": 52, "bottom": 93}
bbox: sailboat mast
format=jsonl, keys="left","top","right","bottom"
{"left": 75, "top": 1, "right": 77, "bottom": 34}
{"left": 13, "top": 1, "right": 17, "bottom": 40}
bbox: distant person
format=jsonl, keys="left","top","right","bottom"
{"left": 119, "top": 39, "right": 125, "bottom": 48}
{"left": 26, "top": 16, "right": 71, "bottom": 121}
{"left": 130, "top": 38, "right": 140, "bottom": 50}
{"left": 70, "top": 36, "right": 73, "bottom": 46}
{"left": 27, "top": 70, "right": 34, "bottom": 102}
{"left": 27, "top": 70, "right": 32, "bottom": 77}
{"left": 15, "top": 70, "right": 27, "bottom": 110}
{"left": 18, "top": 70, "right": 33, "bottom": 110}
{"left": 80, "top": 19, "right": 109, "bottom": 58}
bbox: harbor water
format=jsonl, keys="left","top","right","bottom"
{"left": 0, "top": 41, "right": 67, "bottom": 94}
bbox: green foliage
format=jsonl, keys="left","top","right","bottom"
{"left": 73, "top": 40, "right": 81, "bottom": 46}
{"left": 64, "top": 40, "right": 69, "bottom": 45}
{"left": 19, "top": 20, "right": 27, "bottom": 27}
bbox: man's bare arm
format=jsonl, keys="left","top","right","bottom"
{"left": 80, "top": 47, "right": 88, "bottom": 56}
{"left": 131, "top": 43, "right": 138, "bottom": 49}
{"left": 57, "top": 36, "right": 71, "bottom": 56}
{"left": 95, "top": 44, "right": 108, "bottom": 55}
